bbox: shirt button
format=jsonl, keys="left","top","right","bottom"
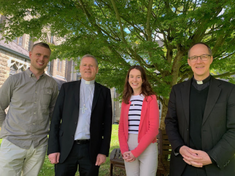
{"left": 34, "top": 112, "right": 36, "bottom": 114}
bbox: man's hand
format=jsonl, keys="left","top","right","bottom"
{"left": 123, "top": 151, "right": 136, "bottom": 162}
{"left": 95, "top": 154, "right": 106, "bottom": 166}
{"left": 180, "top": 146, "right": 212, "bottom": 167}
{"left": 184, "top": 148, "right": 212, "bottom": 167}
{"left": 48, "top": 152, "right": 60, "bottom": 164}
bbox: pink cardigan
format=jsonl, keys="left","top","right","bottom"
{"left": 118, "top": 95, "right": 159, "bottom": 158}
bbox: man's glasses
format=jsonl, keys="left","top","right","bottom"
{"left": 189, "top": 54, "right": 211, "bottom": 62}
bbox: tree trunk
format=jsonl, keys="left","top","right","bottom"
{"left": 158, "top": 98, "right": 171, "bottom": 175}
{"left": 160, "top": 98, "right": 169, "bottom": 130}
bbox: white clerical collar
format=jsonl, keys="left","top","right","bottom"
{"left": 81, "top": 78, "right": 95, "bottom": 85}
{"left": 193, "top": 75, "right": 211, "bottom": 85}
{"left": 197, "top": 80, "right": 203, "bottom": 85}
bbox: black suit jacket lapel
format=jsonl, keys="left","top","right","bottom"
{"left": 71, "top": 80, "right": 81, "bottom": 133}
{"left": 75, "top": 80, "right": 81, "bottom": 110}
{"left": 92, "top": 82, "right": 101, "bottom": 112}
{"left": 181, "top": 79, "right": 191, "bottom": 127}
{"left": 202, "top": 77, "right": 221, "bottom": 125}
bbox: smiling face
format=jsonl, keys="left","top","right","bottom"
{"left": 29, "top": 45, "right": 51, "bottom": 74}
{"left": 188, "top": 44, "right": 213, "bottom": 81}
{"left": 80, "top": 57, "right": 98, "bottom": 81}
{"left": 128, "top": 68, "right": 143, "bottom": 95}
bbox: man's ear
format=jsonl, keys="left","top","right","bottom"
{"left": 210, "top": 56, "right": 213, "bottom": 64}
{"left": 29, "top": 51, "right": 32, "bottom": 60}
{"left": 187, "top": 59, "right": 191, "bottom": 66}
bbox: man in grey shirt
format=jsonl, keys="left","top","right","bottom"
{"left": 0, "top": 42, "right": 58, "bottom": 176}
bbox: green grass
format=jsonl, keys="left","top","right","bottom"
{"left": 0, "top": 125, "right": 125, "bottom": 176}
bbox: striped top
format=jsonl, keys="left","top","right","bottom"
{"left": 128, "top": 94, "right": 144, "bottom": 134}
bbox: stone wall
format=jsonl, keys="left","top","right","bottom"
{"left": 0, "top": 49, "right": 30, "bottom": 88}
{"left": 0, "top": 49, "right": 10, "bottom": 87}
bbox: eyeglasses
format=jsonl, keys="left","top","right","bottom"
{"left": 189, "top": 54, "right": 211, "bottom": 62}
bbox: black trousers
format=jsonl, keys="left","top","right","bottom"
{"left": 54, "top": 142, "right": 99, "bottom": 176}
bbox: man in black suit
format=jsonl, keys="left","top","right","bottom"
{"left": 47, "top": 54, "right": 112, "bottom": 176}
{"left": 165, "top": 43, "right": 235, "bottom": 176}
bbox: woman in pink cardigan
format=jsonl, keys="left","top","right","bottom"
{"left": 118, "top": 65, "right": 159, "bottom": 176}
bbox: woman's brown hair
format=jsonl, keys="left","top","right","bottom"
{"left": 122, "top": 65, "right": 155, "bottom": 104}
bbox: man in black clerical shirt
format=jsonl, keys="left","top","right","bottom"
{"left": 165, "top": 43, "right": 235, "bottom": 176}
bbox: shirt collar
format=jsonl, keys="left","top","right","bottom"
{"left": 81, "top": 78, "right": 95, "bottom": 85}
{"left": 26, "top": 68, "right": 45, "bottom": 78}
{"left": 193, "top": 75, "right": 211, "bottom": 85}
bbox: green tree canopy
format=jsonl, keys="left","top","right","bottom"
{"left": 1, "top": 0, "right": 235, "bottom": 128}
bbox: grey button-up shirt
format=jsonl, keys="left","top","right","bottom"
{"left": 0, "top": 69, "right": 58, "bottom": 149}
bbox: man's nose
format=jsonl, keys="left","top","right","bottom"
{"left": 196, "top": 56, "right": 203, "bottom": 63}
{"left": 38, "top": 55, "right": 44, "bottom": 60}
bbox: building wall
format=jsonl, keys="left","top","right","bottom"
{"left": 65, "top": 60, "right": 80, "bottom": 82}
{"left": 0, "top": 49, "right": 30, "bottom": 87}
{"left": 51, "top": 59, "right": 67, "bottom": 80}
{"left": 22, "top": 34, "right": 31, "bottom": 51}
{"left": 110, "top": 88, "right": 121, "bottom": 123}
{"left": 0, "top": 49, "right": 10, "bottom": 87}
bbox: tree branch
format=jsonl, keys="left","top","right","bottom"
{"left": 110, "top": 0, "right": 127, "bottom": 44}
{"left": 214, "top": 72, "right": 235, "bottom": 78}
{"left": 146, "top": 0, "right": 153, "bottom": 42}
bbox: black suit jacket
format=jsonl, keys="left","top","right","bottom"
{"left": 47, "top": 80, "right": 112, "bottom": 164}
{"left": 165, "top": 76, "right": 235, "bottom": 176}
